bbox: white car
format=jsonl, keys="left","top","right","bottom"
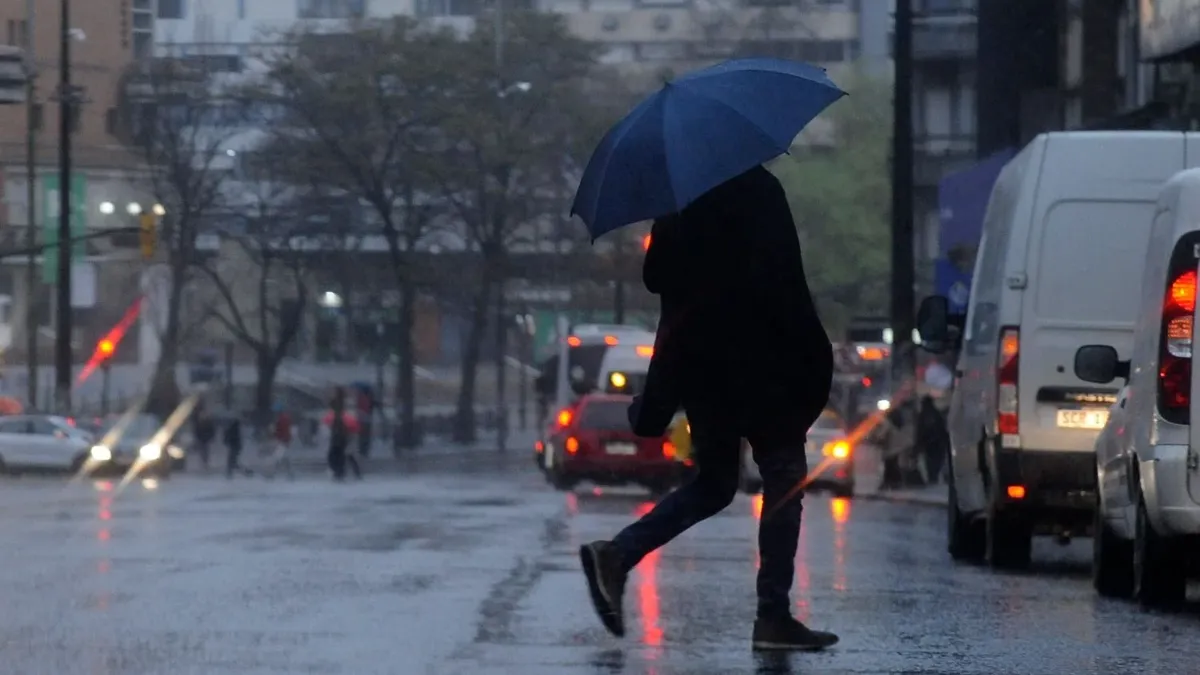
{"left": 0, "top": 415, "right": 98, "bottom": 474}
{"left": 741, "top": 411, "right": 854, "bottom": 498}
{"left": 1075, "top": 167, "right": 1200, "bottom": 608}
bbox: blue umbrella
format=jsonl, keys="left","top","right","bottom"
{"left": 571, "top": 58, "right": 846, "bottom": 238}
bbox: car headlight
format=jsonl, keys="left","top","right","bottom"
{"left": 89, "top": 445, "right": 112, "bottom": 461}
{"left": 876, "top": 399, "right": 891, "bottom": 411}
{"left": 138, "top": 444, "right": 162, "bottom": 461}
{"left": 609, "top": 371, "right": 627, "bottom": 389}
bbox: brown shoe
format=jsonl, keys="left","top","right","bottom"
{"left": 752, "top": 616, "right": 839, "bottom": 651}
{"left": 580, "top": 541, "right": 628, "bottom": 637}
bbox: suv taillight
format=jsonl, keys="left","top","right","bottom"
{"left": 997, "top": 327, "right": 1019, "bottom": 434}
{"left": 1159, "top": 269, "right": 1195, "bottom": 423}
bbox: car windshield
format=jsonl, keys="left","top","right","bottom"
{"left": 578, "top": 400, "right": 633, "bottom": 431}
{"left": 101, "top": 415, "right": 161, "bottom": 441}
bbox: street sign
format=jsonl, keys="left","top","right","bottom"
{"left": 41, "top": 173, "right": 87, "bottom": 283}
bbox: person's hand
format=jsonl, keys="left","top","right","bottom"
{"left": 628, "top": 394, "right": 674, "bottom": 438}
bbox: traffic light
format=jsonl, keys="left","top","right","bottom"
{"left": 97, "top": 338, "right": 115, "bottom": 359}
{"left": 139, "top": 212, "right": 156, "bottom": 259}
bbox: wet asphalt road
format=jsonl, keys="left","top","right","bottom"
{"left": 2, "top": 460, "right": 1199, "bottom": 675}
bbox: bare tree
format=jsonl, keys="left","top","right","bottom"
{"left": 426, "top": 11, "right": 603, "bottom": 442}
{"left": 195, "top": 149, "right": 308, "bottom": 421}
{"left": 115, "top": 57, "right": 239, "bottom": 415}
{"left": 255, "top": 20, "right": 449, "bottom": 448}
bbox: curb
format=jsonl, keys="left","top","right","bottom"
{"left": 854, "top": 490, "right": 948, "bottom": 508}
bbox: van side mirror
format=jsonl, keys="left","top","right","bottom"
{"left": 1074, "top": 345, "right": 1130, "bottom": 384}
{"left": 917, "top": 296, "right": 955, "bottom": 354}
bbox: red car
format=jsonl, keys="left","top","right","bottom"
{"left": 535, "top": 394, "right": 684, "bottom": 494}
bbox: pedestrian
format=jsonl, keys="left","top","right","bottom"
{"left": 267, "top": 403, "right": 295, "bottom": 481}
{"left": 223, "top": 415, "right": 250, "bottom": 479}
{"left": 916, "top": 395, "right": 948, "bottom": 485}
{"left": 356, "top": 387, "right": 373, "bottom": 459}
{"left": 327, "top": 387, "right": 351, "bottom": 481}
{"left": 192, "top": 402, "right": 216, "bottom": 471}
{"left": 578, "top": 166, "right": 839, "bottom": 651}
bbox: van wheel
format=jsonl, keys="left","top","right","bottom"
{"left": 987, "top": 508, "right": 1032, "bottom": 569}
{"left": 947, "top": 466, "right": 985, "bottom": 561}
{"left": 1092, "top": 493, "right": 1133, "bottom": 598}
{"left": 1133, "top": 497, "right": 1186, "bottom": 609}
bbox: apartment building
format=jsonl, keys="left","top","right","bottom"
{"left": 0, "top": 0, "right": 160, "bottom": 368}
{"left": 910, "top": 0, "right": 977, "bottom": 271}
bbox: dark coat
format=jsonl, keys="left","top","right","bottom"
{"left": 629, "top": 165, "right": 833, "bottom": 437}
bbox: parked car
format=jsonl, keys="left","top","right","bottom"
{"left": 1074, "top": 167, "right": 1200, "bottom": 608}
{"left": 0, "top": 415, "right": 98, "bottom": 474}
{"left": 917, "top": 131, "right": 1200, "bottom": 569}
{"left": 535, "top": 394, "right": 684, "bottom": 494}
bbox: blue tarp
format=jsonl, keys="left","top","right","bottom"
{"left": 934, "top": 149, "right": 1014, "bottom": 309}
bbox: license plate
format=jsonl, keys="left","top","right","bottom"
{"left": 605, "top": 442, "right": 636, "bottom": 455}
{"left": 1056, "top": 408, "right": 1108, "bottom": 430}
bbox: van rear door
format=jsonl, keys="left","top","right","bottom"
{"left": 1019, "top": 199, "right": 1154, "bottom": 453}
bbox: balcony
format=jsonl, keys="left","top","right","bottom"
{"left": 913, "top": 133, "right": 976, "bottom": 187}
{"left": 912, "top": 15, "right": 976, "bottom": 62}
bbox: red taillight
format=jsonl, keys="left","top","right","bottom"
{"left": 1160, "top": 269, "right": 1196, "bottom": 422}
{"left": 534, "top": 440, "right": 544, "bottom": 453}
{"left": 1169, "top": 270, "right": 1197, "bottom": 313}
{"left": 565, "top": 436, "right": 580, "bottom": 454}
{"left": 997, "top": 327, "right": 1019, "bottom": 435}
{"left": 662, "top": 441, "right": 676, "bottom": 459}
{"left": 556, "top": 408, "right": 573, "bottom": 428}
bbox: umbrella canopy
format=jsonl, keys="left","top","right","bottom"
{"left": 571, "top": 57, "right": 845, "bottom": 237}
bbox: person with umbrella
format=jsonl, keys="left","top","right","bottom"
{"left": 572, "top": 58, "right": 844, "bottom": 651}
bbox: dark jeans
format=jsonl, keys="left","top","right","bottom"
{"left": 611, "top": 411, "right": 808, "bottom": 620}
{"left": 328, "top": 444, "right": 346, "bottom": 479}
{"left": 225, "top": 445, "right": 243, "bottom": 478}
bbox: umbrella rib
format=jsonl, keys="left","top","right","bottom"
{"left": 583, "top": 97, "right": 662, "bottom": 224}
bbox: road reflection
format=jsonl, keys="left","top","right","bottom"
{"left": 831, "top": 497, "right": 849, "bottom": 592}
{"left": 638, "top": 549, "right": 663, "bottom": 648}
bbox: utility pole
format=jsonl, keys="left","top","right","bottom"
{"left": 24, "top": 0, "right": 38, "bottom": 409}
{"left": 613, "top": 236, "right": 626, "bottom": 324}
{"left": 890, "top": 0, "right": 916, "bottom": 385}
{"left": 493, "top": 0, "right": 507, "bottom": 452}
{"left": 54, "top": 0, "right": 74, "bottom": 414}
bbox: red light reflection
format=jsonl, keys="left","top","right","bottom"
{"left": 99, "top": 510, "right": 111, "bottom": 521}
{"left": 97, "top": 560, "right": 110, "bottom": 574}
{"left": 634, "top": 501, "right": 655, "bottom": 518}
{"left": 638, "top": 549, "right": 663, "bottom": 647}
{"left": 831, "top": 497, "right": 850, "bottom": 592}
{"left": 794, "top": 521, "right": 810, "bottom": 622}
{"left": 565, "top": 492, "right": 579, "bottom": 516}
{"left": 97, "top": 529, "right": 110, "bottom": 542}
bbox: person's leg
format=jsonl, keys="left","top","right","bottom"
{"left": 226, "top": 446, "right": 238, "bottom": 479}
{"left": 348, "top": 453, "right": 362, "bottom": 479}
{"left": 581, "top": 413, "right": 741, "bottom": 637}
{"left": 748, "top": 419, "right": 839, "bottom": 651}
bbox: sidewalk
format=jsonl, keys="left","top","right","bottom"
{"left": 850, "top": 447, "right": 949, "bottom": 507}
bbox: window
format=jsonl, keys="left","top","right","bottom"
{"left": 158, "top": 0, "right": 186, "bottom": 19}
{"left": 0, "top": 419, "right": 29, "bottom": 434}
{"left": 29, "top": 418, "right": 61, "bottom": 436}
{"left": 297, "top": 0, "right": 366, "bottom": 18}
{"left": 6, "top": 19, "right": 27, "bottom": 46}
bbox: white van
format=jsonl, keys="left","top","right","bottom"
{"left": 917, "top": 131, "right": 1200, "bottom": 570}
{"left": 1073, "top": 168, "right": 1200, "bottom": 608}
